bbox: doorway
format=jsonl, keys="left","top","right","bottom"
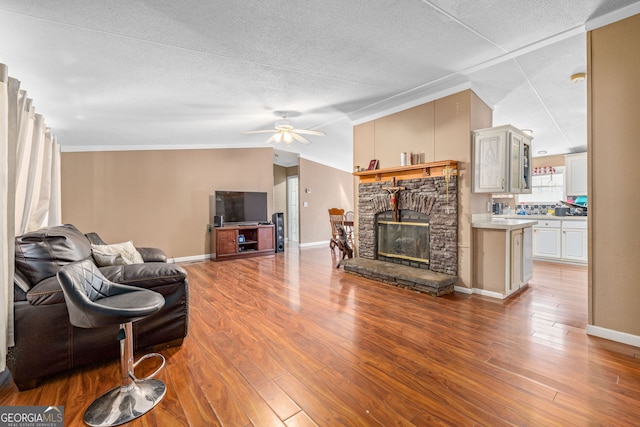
{"left": 287, "top": 175, "right": 299, "bottom": 242}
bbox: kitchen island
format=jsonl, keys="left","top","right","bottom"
{"left": 472, "top": 215, "right": 538, "bottom": 298}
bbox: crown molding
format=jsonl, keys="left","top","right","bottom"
{"left": 585, "top": 2, "right": 640, "bottom": 31}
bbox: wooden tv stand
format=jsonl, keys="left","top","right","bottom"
{"left": 210, "top": 224, "right": 275, "bottom": 261}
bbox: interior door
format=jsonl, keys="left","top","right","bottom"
{"left": 287, "top": 175, "right": 299, "bottom": 242}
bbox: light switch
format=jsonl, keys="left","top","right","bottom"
{"left": 303, "top": 201, "right": 309, "bottom": 207}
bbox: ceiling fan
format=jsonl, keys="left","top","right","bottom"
{"left": 242, "top": 111, "right": 326, "bottom": 144}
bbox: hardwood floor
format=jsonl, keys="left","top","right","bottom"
{"left": 2, "top": 245, "right": 640, "bottom": 426}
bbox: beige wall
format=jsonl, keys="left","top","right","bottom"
{"left": 532, "top": 154, "right": 565, "bottom": 168}
{"left": 353, "top": 89, "right": 493, "bottom": 288}
{"left": 588, "top": 14, "right": 640, "bottom": 335}
{"left": 61, "top": 148, "right": 274, "bottom": 259}
{"left": 298, "top": 157, "right": 354, "bottom": 244}
{"left": 437, "top": 90, "right": 493, "bottom": 288}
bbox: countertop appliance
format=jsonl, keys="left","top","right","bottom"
{"left": 560, "top": 200, "right": 588, "bottom": 216}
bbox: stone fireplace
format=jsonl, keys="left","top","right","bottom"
{"left": 343, "top": 161, "right": 459, "bottom": 296}
{"left": 358, "top": 175, "right": 458, "bottom": 276}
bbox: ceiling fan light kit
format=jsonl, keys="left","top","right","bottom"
{"left": 570, "top": 72, "right": 586, "bottom": 83}
{"left": 242, "top": 111, "right": 326, "bottom": 145}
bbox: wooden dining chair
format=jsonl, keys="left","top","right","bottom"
{"left": 343, "top": 210, "right": 355, "bottom": 247}
{"left": 328, "top": 208, "right": 345, "bottom": 250}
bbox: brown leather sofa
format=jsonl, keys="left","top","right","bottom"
{"left": 7, "top": 224, "right": 189, "bottom": 390}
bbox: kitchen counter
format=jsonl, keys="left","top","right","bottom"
{"left": 494, "top": 214, "right": 587, "bottom": 222}
{"left": 472, "top": 217, "right": 538, "bottom": 230}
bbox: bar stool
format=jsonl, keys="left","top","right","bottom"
{"left": 57, "top": 259, "right": 166, "bottom": 427}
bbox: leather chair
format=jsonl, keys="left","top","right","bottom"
{"left": 9, "top": 224, "right": 189, "bottom": 391}
{"left": 57, "top": 259, "right": 167, "bottom": 427}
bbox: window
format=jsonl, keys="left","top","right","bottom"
{"left": 517, "top": 167, "right": 564, "bottom": 204}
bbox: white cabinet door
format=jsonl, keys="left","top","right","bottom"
{"left": 510, "top": 230, "right": 523, "bottom": 291}
{"left": 562, "top": 228, "right": 588, "bottom": 262}
{"left": 509, "top": 132, "right": 532, "bottom": 194}
{"left": 522, "top": 226, "right": 533, "bottom": 283}
{"left": 533, "top": 227, "right": 562, "bottom": 259}
{"left": 473, "top": 129, "right": 507, "bottom": 193}
{"left": 565, "top": 153, "right": 587, "bottom": 196}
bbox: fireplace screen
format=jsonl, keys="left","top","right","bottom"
{"left": 377, "top": 220, "right": 430, "bottom": 264}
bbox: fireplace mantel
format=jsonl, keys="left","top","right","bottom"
{"left": 353, "top": 160, "right": 458, "bottom": 183}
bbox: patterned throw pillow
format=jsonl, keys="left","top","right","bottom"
{"left": 91, "top": 241, "right": 144, "bottom": 266}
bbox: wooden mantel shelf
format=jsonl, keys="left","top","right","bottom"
{"left": 353, "top": 160, "right": 458, "bottom": 183}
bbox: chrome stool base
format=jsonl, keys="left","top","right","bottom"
{"left": 84, "top": 378, "right": 166, "bottom": 427}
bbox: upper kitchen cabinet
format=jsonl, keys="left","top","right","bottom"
{"left": 472, "top": 125, "right": 532, "bottom": 194}
{"left": 565, "top": 152, "right": 587, "bottom": 196}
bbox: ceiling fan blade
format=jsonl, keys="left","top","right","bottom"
{"left": 241, "top": 129, "right": 277, "bottom": 134}
{"left": 264, "top": 134, "right": 278, "bottom": 144}
{"left": 291, "top": 133, "right": 312, "bottom": 144}
{"left": 292, "top": 128, "right": 326, "bottom": 136}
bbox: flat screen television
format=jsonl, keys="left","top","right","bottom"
{"left": 215, "top": 191, "right": 268, "bottom": 225}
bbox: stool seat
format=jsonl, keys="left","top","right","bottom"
{"left": 58, "top": 260, "right": 165, "bottom": 329}
{"left": 90, "top": 291, "right": 165, "bottom": 320}
{"left": 57, "top": 260, "right": 167, "bottom": 427}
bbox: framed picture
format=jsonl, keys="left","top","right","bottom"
{"left": 367, "top": 159, "right": 379, "bottom": 170}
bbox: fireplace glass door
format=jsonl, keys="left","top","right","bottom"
{"left": 377, "top": 220, "right": 430, "bottom": 264}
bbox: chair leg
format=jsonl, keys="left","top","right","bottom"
{"left": 83, "top": 322, "right": 166, "bottom": 427}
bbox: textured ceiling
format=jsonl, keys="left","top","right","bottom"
{"left": 1, "top": 1, "right": 639, "bottom": 170}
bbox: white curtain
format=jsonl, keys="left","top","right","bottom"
{"left": 1, "top": 63, "right": 61, "bottom": 372}
{"left": 0, "top": 63, "right": 12, "bottom": 373}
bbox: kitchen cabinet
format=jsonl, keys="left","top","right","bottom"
{"left": 522, "top": 226, "right": 533, "bottom": 282}
{"left": 510, "top": 227, "right": 533, "bottom": 292}
{"left": 531, "top": 217, "right": 587, "bottom": 264}
{"left": 565, "top": 152, "right": 587, "bottom": 196}
{"left": 472, "top": 218, "right": 536, "bottom": 298}
{"left": 533, "top": 219, "right": 562, "bottom": 259}
{"left": 472, "top": 125, "right": 532, "bottom": 194}
{"left": 510, "top": 229, "right": 523, "bottom": 291}
{"left": 561, "top": 220, "right": 588, "bottom": 263}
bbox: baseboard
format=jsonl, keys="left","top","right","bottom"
{"left": 474, "top": 288, "right": 505, "bottom": 299}
{"left": 453, "top": 286, "right": 472, "bottom": 295}
{"left": 586, "top": 325, "right": 640, "bottom": 348}
{"left": 172, "top": 254, "right": 211, "bottom": 263}
{"left": 299, "top": 240, "right": 331, "bottom": 248}
{"left": 454, "top": 286, "right": 507, "bottom": 299}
